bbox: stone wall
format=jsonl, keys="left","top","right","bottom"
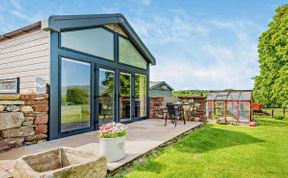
{"left": 0, "top": 94, "right": 49, "bottom": 151}
{"left": 149, "top": 96, "right": 207, "bottom": 122}
{"left": 149, "top": 97, "right": 165, "bottom": 119}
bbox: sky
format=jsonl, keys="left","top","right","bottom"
{"left": 0, "top": 0, "right": 287, "bottom": 90}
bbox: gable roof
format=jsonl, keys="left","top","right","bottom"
{"left": 0, "top": 13, "right": 156, "bottom": 65}
{"left": 149, "top": 81, "right": 174, "bottom": 91}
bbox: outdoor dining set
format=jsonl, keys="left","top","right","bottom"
{"left": 163, "top": 100, "right": 200, "bottom": 127}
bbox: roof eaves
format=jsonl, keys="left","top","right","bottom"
{"left": 0, "top": 21, "right": 42, "bottom": 42}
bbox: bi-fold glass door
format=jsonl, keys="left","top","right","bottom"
{"left": 60, "top": 61, "right": 148, "bottom": 132}
{"left": 119, "top": 72, "right": 132, "bottom": 122}
{"left": 98, "top": 68, "right": 115, "bottom": 125}
{"left": 119, "top": 72, "right": 147, "bottom": 122}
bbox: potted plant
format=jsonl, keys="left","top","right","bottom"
{"left": 97, "top": 122, "right": 127, "bottom": 162}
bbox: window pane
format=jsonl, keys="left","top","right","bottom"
{"left": 0, "top": 78, "right": 17, "bottom": 93}
{"left": 119, "top": 37, "right": 147, "bottom": 69}
{"left": 61, "top": 28, "right": 114, "bottom": 60}
{"left": 120, "top": 72, "right": 131, "bottom": 121}
{"left": 99, "top": 68, "right": 115, "bottom": 125}
{"left": 61, "top": 58, "right": 91, "bottom": 132}
{"left": 135, "top": 74, "right": 147, "bottom": 117}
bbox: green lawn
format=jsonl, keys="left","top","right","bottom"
{"left": 115, "top": 117, "right": 288, "bottom": 178}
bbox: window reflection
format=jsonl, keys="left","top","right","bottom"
{"left": 99, "top": 68, "right": 115, "bottom": 125}
{"left": 61, "top": 28, "right": 114, "bottom": 60}
{"left": 61, "top": 58, "right": 91, "bottom": 132}
{"left": 135, "top": 74, "right": 147, "bottom": 117}
{"left": 119, "top": 37, "right": 147, "bottom": 69}
{"left": 120, "top": 72, "right": 131, "bottom": 121}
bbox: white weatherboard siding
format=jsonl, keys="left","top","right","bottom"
{"left": 0, "top": 29, "right": 50, "bottom": 93}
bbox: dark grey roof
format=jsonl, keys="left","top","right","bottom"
{"left": 149, "top": 81, "right": 174, "bottom": 91}
{"left": 0, "top": 13, "right": 156, "bottom": 65}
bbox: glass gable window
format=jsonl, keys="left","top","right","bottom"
{"left": 119, "top": 36, "right": 147, "bottom": 69}
{"left": 61, "top": 28, "right": 114, "bottom": 60}
{"left": 61, "top": 58, "right": 91, "bottom": 132}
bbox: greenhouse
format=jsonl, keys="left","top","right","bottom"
{"left": 206, "top": 90, "right": 253, "bottom": 123}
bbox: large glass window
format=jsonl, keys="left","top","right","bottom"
{"left": 99, "top": 68, "right": 115, "bottom": 125}
{"left": 120, "top": 72, "right": 131, "bottom": 122}
{"left": 61, "top": 58, "right": 91, "bottom": 132}
{"left": 119, "top": 36, "right": 147, "bottom": 69}
{"left": 135, "top": 74, "right": 147, "bottom": 117}
{"left": 61, "top": 28, "right": 114, "bottom": 60}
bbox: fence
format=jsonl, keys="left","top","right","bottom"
{"left": 262, "top": 108, "right": 287, "bottom": 119}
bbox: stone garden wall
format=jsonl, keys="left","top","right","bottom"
{"left": 149, "top": 96, "right": 207, "bottom": 122}
{"left": 0, "top": 94, "right": 49, "bottom": 151}
{"left": 149, "top": 97, "right": 165, "bottom": 119}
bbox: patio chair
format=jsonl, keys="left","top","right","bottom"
{"left": 165, "top": 103, "right": 181, "bottom": 127}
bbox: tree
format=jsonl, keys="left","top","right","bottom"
{"left": 254, "top": 4, "right": 288, "bottom": 107}
{"left": 67, "top": 87, "right": 89, "bottom": 105}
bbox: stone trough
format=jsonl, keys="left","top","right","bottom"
{"left": 12, "top": 147, "right": 107, "bottom": 178}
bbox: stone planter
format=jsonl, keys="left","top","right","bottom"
{"left": 100, "top": 136, "right": 126, "bottom": 162}
{"left": 12, "top": 147, "right": 107, "bottom": 178}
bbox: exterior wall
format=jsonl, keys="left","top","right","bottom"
{"left": 149, "top": 88, "right": 173, "bottom": 98}
{"left": 0, "top": 94, "right": 49, "bottom": 151}
{"left": 0, "top": 28, "right": 50, "bottom": 93}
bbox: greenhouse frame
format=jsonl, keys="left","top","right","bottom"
{"left": 206, "top": 90, "right": 253, "bottom": 123}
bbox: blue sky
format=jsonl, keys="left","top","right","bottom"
{"left": 0, "top": 0, "right": 287, "bottom": 90}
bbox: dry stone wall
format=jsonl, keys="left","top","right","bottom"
{"left": 0, "top": 94, "right": 49, "bottom": 151}
{"left": 149, "top": 96, "right": 207, "bottom": 122}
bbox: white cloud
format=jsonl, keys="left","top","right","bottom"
{"left": 131, "top": 13, "right": 263, "bottom": 90}
{"left": 141, "top": 0, "right": 151, "bottom": 5}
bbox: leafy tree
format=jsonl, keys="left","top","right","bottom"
{"left": 254, "top": 4, "right": 288, "bottom": 107}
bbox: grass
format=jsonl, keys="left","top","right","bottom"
{"left": 114, "top": 116, "right": 288, "bottom": 178}
{"left": 262, "top": 108, "right": 287, "bottom": 119}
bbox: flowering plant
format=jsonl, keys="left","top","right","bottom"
{"left": 97, "top": 122, "right": 127, "bottom": 138}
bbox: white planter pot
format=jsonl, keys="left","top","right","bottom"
{"left": 100, "top": 136, "right": 126, "bottom": 162}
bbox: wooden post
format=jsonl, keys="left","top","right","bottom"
{"left": 224, "top": 101, "right": 227, "bottom": 123}
{"left": 272, "top": 109, "right": 274, "bottom": 118}
{"left": 237, "top": 101, "right": 240, "bottom": 121}
{"left": 284, "top": 108, "right": 285, "bottom": 117}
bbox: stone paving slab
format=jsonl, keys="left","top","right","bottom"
{"left": 0, "top": 119, "right": 203, "bottom": 175}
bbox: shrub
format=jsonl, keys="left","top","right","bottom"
{"left": 275, "top": 116, "right": 285, "bottom": 120}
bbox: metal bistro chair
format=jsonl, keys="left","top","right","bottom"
{"left": 165, "top": 103, "right": 182, "bottom": 127}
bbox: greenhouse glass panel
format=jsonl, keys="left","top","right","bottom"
{"left": 206, "top": 92, "right": 217, "bottom": 100}
{"left": 239, "top": 112, "right": 250, "bottom": 122}
{"left": 227, "top": 92, "right": 240, "bottom": 101}
{"left": 239, "top": 102, "right": 250, "bottom": 112}
{"left": 239, "top": 92, "right": 252, "bottom": 101}
{"left": 215, "top": 92, "right": 229, "bottom": 100}
{"left": 227, "top": 101, "right": 239, "bottom": 118}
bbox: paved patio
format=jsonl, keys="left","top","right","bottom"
{"left": 0, "top": 119, "right": 203, "bottom": 175}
